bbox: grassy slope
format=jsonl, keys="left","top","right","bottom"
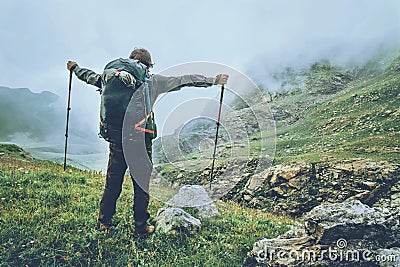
{"left": 158, "top": 57, "right": 400, "bottom": 185}
{"left": 134, "top": 56, "right": 400, "bottom": 191}
{"left": 0, "top": 144, "right": 33, "bottom": 160}
{"left": 0, "top": 152, "right": 291, "bottom": 266}
{"left": 271, "top": 60, "right": 400, "bottom": 164}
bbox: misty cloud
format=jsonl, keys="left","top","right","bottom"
{"left": 0, "top": 0, "right": 399, "bottom": 140}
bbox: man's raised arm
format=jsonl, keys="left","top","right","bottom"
{"left": 67, "top": 61, "right": 102, "bottom": 89}
{"left": 151, "top": 73, "right": 229, "bottom": 96}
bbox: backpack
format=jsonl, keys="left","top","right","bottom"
{"left": 99, "top": 58, "right": 157, "bottom": 143}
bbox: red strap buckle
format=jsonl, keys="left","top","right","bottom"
{"left": 134, "top": 111, "right": 155, "bottom": 134}
{"left": 115, "top": 69, "right": 122, "bottom": 77}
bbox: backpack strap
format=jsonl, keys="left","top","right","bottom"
{"left": 134, "top": 80, "right": 155, "bottom": 135}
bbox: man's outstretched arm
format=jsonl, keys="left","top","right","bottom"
{"left": 151, "top": 73, "right": 229, "bottom": 96}
{"left": 67, "top": 61, "right": 102, "bottom": 89}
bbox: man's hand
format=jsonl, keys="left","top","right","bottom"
{"left": 67, "top": 61, "right": 77, "bottom": 71}
{"left": 213, "top": 74, "right": 229, "bottom": 85}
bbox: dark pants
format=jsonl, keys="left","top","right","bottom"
{"left": 98, "top": 139, "right": 152, "bottom": 226}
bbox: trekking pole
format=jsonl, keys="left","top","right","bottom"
{"left": 209, "top": 84, "right": 225, "bottom": 190}
{"left": 63, "top": 70, "right": 73, "bottom": 171}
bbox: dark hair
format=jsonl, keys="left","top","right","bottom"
{"left": 129, "top": 48, "right": 153, "bottom": 68}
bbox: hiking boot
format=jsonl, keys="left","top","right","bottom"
{"left": 98, "top": 216, "right": 113, "bottom": 234}
{"left": 99, "top": 222, "right": 112, "bottom": 234}
{"left": 134, "top": 225, "right": 155, "bottom": 238}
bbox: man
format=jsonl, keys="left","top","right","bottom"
{"left": 67, "top": 48, "right": 228, "bottom": 237}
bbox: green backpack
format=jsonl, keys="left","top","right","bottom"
{"left": 99, "top": 58, "right": 156, "bottom": 142}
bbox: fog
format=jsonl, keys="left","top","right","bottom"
{"left": 0, "top": 0, "right": 399, "bottom": 170}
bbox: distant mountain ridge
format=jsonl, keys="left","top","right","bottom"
{"left": 0, "top": 86, "right": 108, "bottom": 170}
{"left": 0, "top": 86, "right": 63, "bottom": 141}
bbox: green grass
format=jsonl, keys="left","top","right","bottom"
{"left": 0, "top": 151, "right": 291, "bottom": 266}
{"left": 271, "top": 67, "right": 400, "bottom": 164}
{"left": 0, "top": 143, "right": 32, "bottom": 160}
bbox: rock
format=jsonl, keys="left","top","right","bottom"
{"left": 176, "top": 173, "right": 184, "bottom": 179}
{"left": 287, "top": 178, "right": 303, "bottom": 189}
{"left": 390, "top": 193, "right": 400, "bottom": 206}
{"left": 152, "top": 177, "right": 161, "bottom": 184}
{"left": 335, "top": 162, "right": 354, "bottom": 172}
{"left": 280, "top": 222, "right": 307, "bottom": 239}
{"left": 245, "top": 175, "right": 264, "bottom": 191}
{"left": 362, "top": 181, "right": 378, "bottom": 190}
{"left": 245, "top": 235, "right": 313, "bottom": 267}
{"left": 167, "top": 185, "right": 219, "bottom": 218}
{"left": 243, "top": 194, "right": 253, "bottom": 202}
{"left": 347, "top": 189, "right": 378, "bottom": 203}
{"left": 232, "top": 159, "right": 399, "bottom": 218}
{"left": 269, "top": 173, "right": 280, "bottom": 186}
{"left": 202, "top": 170, "right": 210, "bottom": 176}
{"left": 268, "top": 162, "right": 308, "bottom": 186}
{"left": 242, "top": 189, "right": 253, "bottom": 195}
{"left": 392, "top": 183, "right": 400, "bottom": 192}
{"left": 156, "top": 208, "right": 201, "bottom": 234}
{"left": 279, "top": 165, "right": 302, "bottom": 180}
{"left": 376, "top": 248, "right": 400, "bottom": 267}
{"left": 331, "top": 181, "right": 340, "bottom": 189}
{"left": 249, "top": 198, "right": 263, "bottom": 207}
{"left": 265, "top": 187, "right": 285, "bottom": 198}
{"left": 246, "top": 200, "right": 400, "bottom": 266}
{"left": 303, "top": 200, "right": 392, "bottom": 243}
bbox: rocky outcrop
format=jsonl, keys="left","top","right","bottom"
{"left": 245, "top": 200, "right": 400, "bottom": 266}
{"left": 227, "top": 159, "right": 400, "bottom": 217}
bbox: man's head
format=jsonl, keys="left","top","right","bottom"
{"left": 129, "top": 48, "right": 153, "bottom": 69}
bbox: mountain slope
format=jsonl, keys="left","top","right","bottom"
{"left": 273, "top": 54, "right": 400, "bottom": 164}
{"left": 153, "top": 54, "right": 400, "bottom": 167}
{"left": 0, "top": 86, "right": 108, "bottom": 170}
{"left": 151, "top": 53, "right": 400, "bottom": 215}
{"left": 0, "top": 87, "right": 62, "bottom": 141}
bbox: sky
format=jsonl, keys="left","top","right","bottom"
{"left": 1, "top": 0, "right": 400, "bottom": 139}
